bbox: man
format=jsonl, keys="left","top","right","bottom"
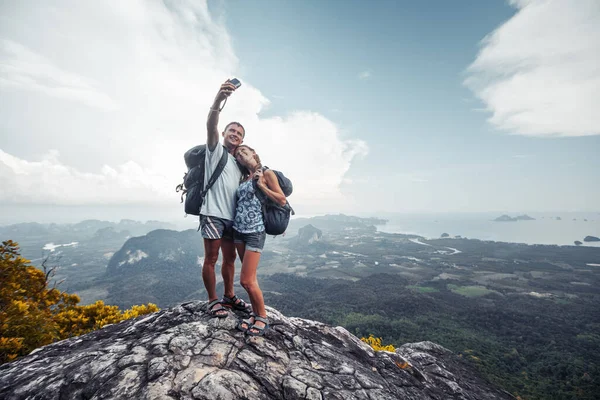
{"left": 201, "top": 80, "right": 249, "bottom": 317}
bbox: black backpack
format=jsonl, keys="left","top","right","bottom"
{"left": 176, "top": 145, "right": 228, "bottom": 216}
{"left": 253, "top": 166, "right": 295, "bottom": 235}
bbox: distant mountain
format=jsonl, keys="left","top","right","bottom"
{"left": 312, "top": 213, "right": 387, "bottom": 225}
{"left": 516, "top": 214, "right": 535, "bottom": 220}
{"left": 288, "top": 213, "right": 385, "bottom": 233}
{"left": 0, "top": 219, "right": 176, "bottom": 241}
{"left": 104, "top": 229, "right": 204, "bottom": 308}
{"left": 289, "top": 224, "right": 323, "bottom": 248}
{"left": 71, "top": 219, "right": 115, "bottom": 232}
{"left": 92, "top": 227, "right": 131, "bottom": 241}
{"left": 494, "top": 215, "right": 515, "bottom": 222}
{"left": 494, "top": 214, "right": 535, "bottom": 222}
{"left": 0, "top": 222, "right": 50, "bottom": 237}
{"left": 106, "top": 229, "right": 201, "bottom": 275}
{"left": 584, "top": 235, "right": 600, "bottom": 242}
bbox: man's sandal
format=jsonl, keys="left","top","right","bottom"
{"left": 222, "top": 294, "right": 251, "bottom": 312}
{"left": 236, "top": 313, "right": 255, "bottom": 333}
{"left": 207, "top": 299, "right": 228, "bottom": 318}
{"left": 246, "top": 316, "right": 269, "bottom": 337}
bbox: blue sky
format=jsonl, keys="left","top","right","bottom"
{"left": 0, "top": 0, "right": 598, "bottom": 225}
{"left": 216, "top": 0, "right": 600, "bottom": 213}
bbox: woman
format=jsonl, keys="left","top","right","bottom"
{"left": 233, "top": 144, "right": 287, "bottom": 336}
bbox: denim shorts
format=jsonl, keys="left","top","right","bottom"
{"left": 200, "top": 215, "right": 234, "bottom": 240}
{"left": 234, "top": 230, "right": 266, "bottom": 253}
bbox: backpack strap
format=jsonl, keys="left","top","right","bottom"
{"left": 200, "top": 145, "right": 229, "bottom": 199}
{"left": 252, "top": 166, "right": 294, "bottom": 214}
{"left": 254, "top": 166, "right": 274, "bottom": 205}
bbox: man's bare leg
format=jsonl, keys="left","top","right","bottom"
{"left": 202, "top": 238, "right": 221, "bottom": 300}
{"left": 221, "top": 238, "right": 237, "bottom": 298}
{"left": 202, "top": 238, "right": 227, "bottom": 316}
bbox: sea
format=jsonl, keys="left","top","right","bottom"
{"left": 369, "top": 212, "right": 600, "bottom": 247}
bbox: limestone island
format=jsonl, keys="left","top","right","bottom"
{"left": 493, "top": 214, "right": 535, "bottom": 222}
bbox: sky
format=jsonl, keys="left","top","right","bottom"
{"left": 0, "top": 0, "right": 599, "bottom": 226}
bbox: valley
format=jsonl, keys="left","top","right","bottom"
{"left": 2, "top": 215, "right": 599, "bottom": 398}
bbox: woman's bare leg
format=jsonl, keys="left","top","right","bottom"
{"left": 239, "top": 250, "right": 266, "bottom": 331}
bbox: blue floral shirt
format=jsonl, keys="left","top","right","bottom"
{"left": 233, "top": 180, "right": 265, "bottom": 233}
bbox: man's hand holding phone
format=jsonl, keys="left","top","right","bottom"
{"left": 213, "top": 78, "right": 242, "bottom": 107}
{"left": 228, "top": 78, "right": 241, "bottom": 88}
{"left": 207, "top": 78, "right": 241, "bottom": 146}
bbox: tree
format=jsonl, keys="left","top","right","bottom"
{"left": 0, "top": 240, "right": 158, "bottom": 364}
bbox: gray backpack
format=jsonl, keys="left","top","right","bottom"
{"left": 253, "top": 166, "right": 295, "bottom": 235}
{"left": 176, "top": 145, "right": 228, "bottom": 216}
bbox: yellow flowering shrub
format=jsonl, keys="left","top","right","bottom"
{"left": 0, "top": 240, "right": 158, "bottom": 364}
{"left": 360, "top": 334, "right": 396, "bottom": 352}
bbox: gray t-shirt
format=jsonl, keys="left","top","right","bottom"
{"left": 199, "top": 144, "right": 242, "bottom": 221}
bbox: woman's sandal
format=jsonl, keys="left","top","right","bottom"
{"left": 207, "top": 299, "right": 228, "bottom": 318}
{"left": 246, "top": 315, "right": 269, "bottom": 337}
{"left": 222, "top": 294, "right": 251, "bottom": 312}
{"left": 236, "top": 313, "right": 255, "bottom": 333}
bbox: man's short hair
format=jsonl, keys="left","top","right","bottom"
{"left": 224, "top": 122, "right": 245, "bottom": 138}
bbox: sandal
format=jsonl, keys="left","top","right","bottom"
{"left": 246, "top": 315, "right": 269, "bottom": 337}
{"left": 236, "top": 313, "right": 255, "bottom": 333}
{"left": 222, "top": 294, "right": 251, "bottom": 312}
{"left": 207, "top": 299, "right": 228, "bottom": 318}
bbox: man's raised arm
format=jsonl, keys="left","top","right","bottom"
{"left": 206, "top": 81, "right": 237, "bottom": 151}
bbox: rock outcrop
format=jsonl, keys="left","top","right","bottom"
{"left": 493, "top": 214, "right": 535, "bottom": 222}
{"left": 0, "top": 302, "right": 514, "bottom": 400}
{"left": 292, "top": 224, "right": 323, "bottom": 247}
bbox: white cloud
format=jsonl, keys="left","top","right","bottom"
{"left": 0, "top": 149, "right": 171, "bottom": 205}
{"left": 0, "top": 39, "right": 118, "bottom": 110}
{"left": 464, "top": 0, "right": 600, "bottom": 137}
{"left": 0, "top": 1, "right": 366, "bottom": 212}
{"left": 358, "top": 70, "right": 371, "bottom": 80}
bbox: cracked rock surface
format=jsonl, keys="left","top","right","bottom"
{"left": 0, "top": 302, "right": 514, "bottom": 399}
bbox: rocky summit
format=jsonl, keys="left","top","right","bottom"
{"left": 0, "top": 302, "right": 514, "bottom": 400}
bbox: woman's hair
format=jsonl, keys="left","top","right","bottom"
{"left": 235, "top": 145, "right": 262, "bottom": 182}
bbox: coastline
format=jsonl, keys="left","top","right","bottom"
{"left": 376, "top": 223, "right": 600, "bottom": 248}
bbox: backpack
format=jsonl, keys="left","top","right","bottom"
{"left": 176, "top": 145, "right": 228, "bottom": 216}
{"left": 253, "top": 166, "right": 295, "bottom": 235}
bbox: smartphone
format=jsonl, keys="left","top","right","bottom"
{"left": 228, "top": 78, "right": 242, "bottom": 88}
